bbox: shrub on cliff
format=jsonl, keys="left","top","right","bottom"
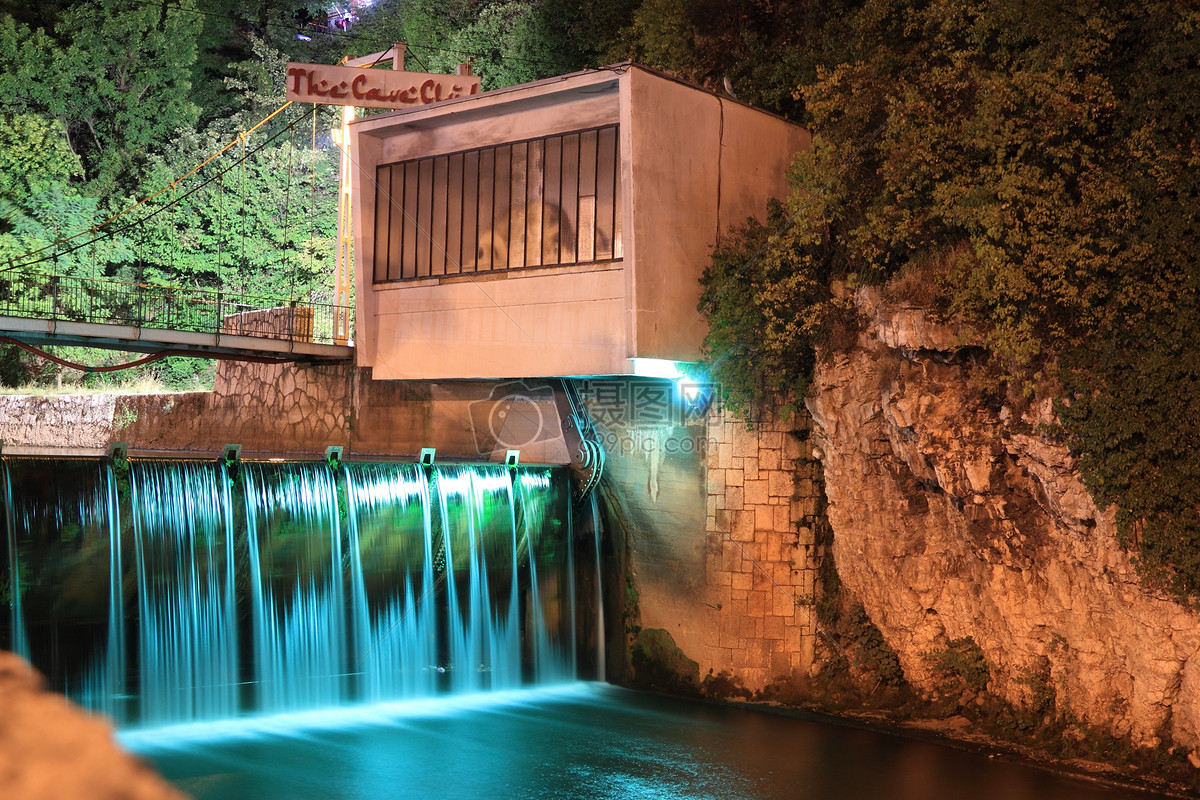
{"left": 698, "top": 0, "right": 1200, "bottom": 602}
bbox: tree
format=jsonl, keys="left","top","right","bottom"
{"left": 697, "top": 0, "right": 1200, "bottom": 600}
{"left": 39, "top": 0, "right": 203, "bottom": 198}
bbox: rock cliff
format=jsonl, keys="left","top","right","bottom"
{"left": 0, "top": 652, "right": 185, "bottom": 799}
{"left": 807, "top": 288, "right": 1200, "bottom": 758}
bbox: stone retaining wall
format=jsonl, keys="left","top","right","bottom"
{"left": 701, "top": 405, "right": 824, "bottom": 689}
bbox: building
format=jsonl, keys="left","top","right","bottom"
{"left": 348, "top": 63, "right": 810, "bottom": 381}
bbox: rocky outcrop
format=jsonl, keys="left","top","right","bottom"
{"left": 807, "top": 288, "right": 1200, "bottom": 758}
{"left": 0, "top": 652, "right": 184, "bottom": 799}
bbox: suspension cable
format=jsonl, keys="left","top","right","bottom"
{"left": 284, "top": 123, "right": 296, "bottom": 300}
{"left": 307, "top": 108, "right": 318, "bottom": 284}
{"left": 2, "top": 102, "right": 300, "bottom": 274}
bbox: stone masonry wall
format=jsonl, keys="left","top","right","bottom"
{"left": 701, "top": 404, "right": 824, "bottom": 689}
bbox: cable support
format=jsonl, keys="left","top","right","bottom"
{"left": 2, "top": 103, "right": 318, "bottom": 276}
{"left": 0, "top": 337, "right": 292, "bottom": 372}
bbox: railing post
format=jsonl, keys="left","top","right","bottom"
{"left": 50, "top": 275, "right": 59, "bottom": 320}
{"left": 216, "top": 291, "right": 222, "bottom": 334}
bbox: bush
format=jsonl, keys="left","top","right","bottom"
{"left": 930, "top": 636, "right": 990, "bottom": 693}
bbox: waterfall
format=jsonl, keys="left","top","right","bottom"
{"left": 345, "top": 462, "right": 436, "bottom": 701}
{"left": 243, "top": 462, "right": 346, "bottom": 713}
{"left": 1, "top": 457, "right": 596, "bottom": 729}
{"left": 130, "top": 461, "right": 237, "bottom": 724}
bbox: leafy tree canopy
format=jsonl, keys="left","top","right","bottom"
{"left": 694, "top": 0, "right": 1200, "bottom": 601}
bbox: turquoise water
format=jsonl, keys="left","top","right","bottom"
{"left": 122, "top": 684, "right": 1163, "bottom": 800}
{"left": 3, "top": 458, "right": 588, "bottom": 727}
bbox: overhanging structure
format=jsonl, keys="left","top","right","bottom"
{"left": 349, "top": 63, "right": 810, "bottom": 380}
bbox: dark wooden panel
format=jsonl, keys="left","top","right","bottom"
{"left": 431, "top": 155, "right": 449, "bottom": 276}
{"left": 476, "top": 147, "right": 495, "bottom": 271}
{"left": 492, "top": 144, "right": 511, "bottom": 270}
{"left": 387, "top": 166, "right": 404, "bottom": 281}
{"left": 595, "top": 127, "right": 616, "bottom": 261}
{"left": 415, "top": 158, "right": 434, "bottom": 277}
{"left": 509, "top": 142, "right": 528, "bottom": 268}
{"left": 578, "top": 129, "right": 598, "bottom": 262}
{"left": 401, "top": 162, "right": 419, "bottom": 279}
{"left": 612, "top": 130, "right": 623, "bottom": 259}
{"left": 560, "top": 133, "right": 579, "bottom": 264}
{"left": 445, "top": 153, "right": 464, "bottom": 275}
{"left": 373, "top": 165, "right": 391, "bottom": 282}
{"left": 525, "top": 139, "right": 544, "bottom": 267}
{"left": 542, "top": 136, "right": 562, "bottom": 266}
{"left": 461, "top": 150, "right": 479, "bottom": 272}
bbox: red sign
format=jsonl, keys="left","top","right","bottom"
{"left": 285, "top": 63, "right": 482, "bottom": 109}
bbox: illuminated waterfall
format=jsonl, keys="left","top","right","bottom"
{"left": 130, "top": 461, "right": 237, "bottom": 724}
{"left": 1, "top": 457, "right": 594, "bottom": 729}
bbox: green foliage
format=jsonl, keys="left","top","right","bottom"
{"left": 1015, "top": 656, "right": 1057, "bottom": 722}
{"left": 607, "top": 0, "right": 851, "bottom": 119}
{"left": 698, "top": 194, "right": 853, "bottom": 417}
{"left": 0, "top": 113, "right": 101, "bottom": 276}
{"left": 1057, "top": 310, "right": 1200, "bottom": 600}
{"left": 695, "top": 0, "right": 1200, "bottom": 602}
{"left": 352, "top": 0, "right": 630, "bottom": 91}
{"left": 43, "top": 0, "right": 203, "bottom": 197}
{"left": 846, "top": 603, "right": 905, "bottom": 687}
{"left": 931, "top": 636, "right": 990, "bottom": 693}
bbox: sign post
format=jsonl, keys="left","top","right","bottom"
{"left": 290, "top": 45, "right": 482, "bottom": 346}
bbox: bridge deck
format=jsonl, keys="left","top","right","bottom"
{"left": 0, "top": 316, "right": 353, "bottom": 361}
{"left": 0, "top": 274, "right": 354, "bottom": 362}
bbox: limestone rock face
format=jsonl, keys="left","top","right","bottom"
{"left": 807, "top": 289, "right": 1200, "bottom": 755}
{"left": 0, "top": 652, "right": 185, "bottom": 800}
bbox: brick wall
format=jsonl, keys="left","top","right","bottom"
{"left": 701, "top": 405, "right": 825, "bottom": 689}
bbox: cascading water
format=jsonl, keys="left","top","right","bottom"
{"left": 2, "top": 459, "right": 125, "bottom": 720}
{"left": 1, "top": 457, "right": 597, "bottom": 730}
{"left": 130, "top": 460, "right": 238, "bottom": 724}
{"left": 243, "top": 461, "right": 347, "bottom": 713}
{"left": 345, "top": 462, "right": 437, "bottom": 701}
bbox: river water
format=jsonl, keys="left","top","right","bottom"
{"left": 121, "top": 683, "right": 1166, "bottom": 800}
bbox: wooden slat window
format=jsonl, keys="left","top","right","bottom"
{"left": 373, "top": 124, "right": 620, "bottom": 282}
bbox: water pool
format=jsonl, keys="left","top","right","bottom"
{"left": 121, "top": 684, "right": 1162, "bottom": 800}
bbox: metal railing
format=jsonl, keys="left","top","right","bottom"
{"left": 0, "top": 274, "right": 353, "bottom": 346}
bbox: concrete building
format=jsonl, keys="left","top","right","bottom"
{"left": 348, "top": 63, "right": 810, "bottom": 380}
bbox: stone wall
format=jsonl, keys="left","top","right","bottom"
{"left": 579, "top": 376, "right": 824, "bottom": 692}
{"left": 0, "top": 364, "right": 571, "bottom": 464}
{"left": 702, "top": 405, "right": 823, "bottom": 688}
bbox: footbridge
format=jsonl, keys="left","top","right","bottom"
{"left": 0, "top": 273, "right": 353, "bottom": 364}
{"left": 0, "top": 98, "right": 355, "bottom": 368}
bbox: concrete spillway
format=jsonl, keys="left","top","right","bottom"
{"left": 2, "top": 457, "right": 599, "bottom": 728}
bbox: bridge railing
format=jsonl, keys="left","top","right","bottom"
{"left": 0, "top": 274, "right": 353, "bottom": 346}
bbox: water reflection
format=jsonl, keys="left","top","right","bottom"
{"left": 125, "top": 684, "right": 1161, "bottom": 800}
